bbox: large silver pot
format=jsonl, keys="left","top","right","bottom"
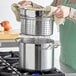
{"left": 16, "top": 37, "right": 54, "bottom": 71}
{"left": 20, "top": 8, "right": 54, "bottom": 36}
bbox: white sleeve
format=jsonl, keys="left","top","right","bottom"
{"left": 68, "top": 8, "right": 76, "bottom": 22}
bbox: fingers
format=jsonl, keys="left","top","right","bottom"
{"left": 53, "top": 7, "right": 64, "bottom": 18}
{"left": 18, "top": 1, "right": 32, "bottom": 6}
{"left": 53, "top": 5, "right": 70, "bottom": 18}
{"left": 18, "top": 1, "right": 26, "bottom": 6}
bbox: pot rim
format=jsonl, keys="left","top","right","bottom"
{"left": 16, "top": 37, "right": 54, "bottom": 44}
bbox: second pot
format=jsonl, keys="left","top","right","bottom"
{"left": 17, "top": 38, "right": 54, "bottom": 71}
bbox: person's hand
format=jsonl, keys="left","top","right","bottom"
{"left": 53, "top": 6, "right": 70, "bottom": 18}
{"left": 18, "top": 1, "right": 32, "bottom": 7}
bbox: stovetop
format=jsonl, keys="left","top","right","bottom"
{"left": 0, "top": 51, "right": 65, "bottom": 76}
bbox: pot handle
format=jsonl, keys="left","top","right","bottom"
{"left": 15, "top": 37, "right": 23, "bottom": 43}
{"left": 53, "top": 41, "right": 60, "bottom": 48}
{"left": 42, "top": 41, "right": 60, "bottom": 50}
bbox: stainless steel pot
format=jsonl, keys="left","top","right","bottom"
{"left": 20, "top": 8, "right": 54, "bottom": 36}
{"left": 16, "top": 37, "right": 54, "bottom": 71}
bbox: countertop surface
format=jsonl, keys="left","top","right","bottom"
{"left": 0, "top": 31, "right": 19, "bottom": 40}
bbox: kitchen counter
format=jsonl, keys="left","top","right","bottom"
{"left": 0, "top": 31, "right": 19, "bottom": 47}
{"left": 0, "top": 31, "right": 19, "bottom": 40}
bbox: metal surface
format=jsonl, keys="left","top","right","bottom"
{"left": 20, "top": 8, "right": 54, "bottom": 36}
{"left": 16, "top": 37, "right": 54, "bottom": 44}
{"left": 0, "top": 40, "right": 18, "bottom": 47}
{"left": 17, "top": 38, "right": 54, "bottom": 71}
{"left": 19, "top": 42, "right": 26, "bottom": 69}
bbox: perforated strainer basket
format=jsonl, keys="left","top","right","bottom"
{"left": 20, "top": 8, "right": 54, "bottom": 36}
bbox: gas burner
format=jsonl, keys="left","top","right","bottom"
{"left": 0, "top": 52, "right": 65, "bottom": 76}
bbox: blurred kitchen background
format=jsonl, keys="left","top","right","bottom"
{"left": 0, "top": 0, "right": 60, "bottom": 70}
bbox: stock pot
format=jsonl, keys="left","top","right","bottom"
{"left": 16, "top": 37, "right": 54, "bottom": 71}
